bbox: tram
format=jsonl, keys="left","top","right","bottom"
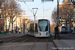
{"left": 28, "top": 19, "right": 50, "bottom": 37}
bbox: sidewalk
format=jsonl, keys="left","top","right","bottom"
{"left": 0, "top": 33, "right": 26, "bottom": 38}
{"left": 53, "top": 40, "right": 75, "bottom": 50}
{"left": 0, "top": 33, "right": 28, "bottom": 43}
{"left": 51, "top": 33, "right": 75, "bottom": 50}
{"left": 50, "top": 33, "right": 75, "bottom": 38}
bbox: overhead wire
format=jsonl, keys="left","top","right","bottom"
{"left": 44, "top": 7, "right": 51, "bottom": 11}
{"left": 23, "top": 0, "right": 33, "bottom": 13}
{"left": 17, "top": 0, "right": 51, "bottom": 19}
{"left": 35, "top": 2, "right": 43, "bottom": 8}
{"left": 21, "top": 0, "right": 43, "bottom": 14}
{"left": 43, "top": 2, "right": 44, "bottom": 19}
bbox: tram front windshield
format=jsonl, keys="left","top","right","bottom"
{"left": 38, "top": 20, "right": 48, "bottom": 31}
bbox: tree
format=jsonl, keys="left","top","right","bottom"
{"left": 52, "top": 7, "right": 57, "bottom": 24}
{"left": 1, "top": 0, "right": 22, "bottom": 33}
{"left": 52, "top": 1, "right": 74, "bottom": 26}
{"left": 0, "top": 0, "right": 4, "bottom": 8}
{"left": 59, "top": 1, "right": 74, "bottom": 26}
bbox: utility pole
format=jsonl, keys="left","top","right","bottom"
{"left": 57, "top": 0, "right": 59, "bottom": 26}
{"left": 32, "top": 8, "right": 38, "bottom": 33}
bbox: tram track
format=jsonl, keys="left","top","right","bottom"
{"left": 0, "top": 37, "right": 18, "bottom": 43}
{"left": 8, "top": 38, "right": 30, "bottom": 50}
{"left": 29, "top": 39, "right": 38, "bottom": 50}
{"left": 29, "top": 38, "right": 50, "bottom": 50}
{"left": 47, "top": 39, "right": 50, "bottom": 50}
{"left": 6, "top": 36, "right": 55, "bottom": 50}
{"left": 7, "top": 36, "right": 37, "bottom": 50}
{"left": 3, "top": 35, "right": 30, "bottom": 43}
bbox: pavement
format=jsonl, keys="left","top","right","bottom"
{"left": 0, "top": 33, "right": 26, "bottom": 38}
{"left": 50, "top": 32, "right": 75, "bottom": 38}
{"left": 51, "top": 32, "right": 75, "bottom": 50}
{"left": 53, "top": 40, "right": 75, "bottom": 50}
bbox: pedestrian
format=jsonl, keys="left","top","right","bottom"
{"left": 54, "top": 25, "right": 60, "bottom": 39}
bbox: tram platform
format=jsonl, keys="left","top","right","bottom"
{"left": 0, "top": 33, "right": 26, "bottom": 38}
{"left": 53, "top": 40, "right": 75, "bottom": 50}
{"left": 0, "top": 33, "right": 26, "bottom": 43}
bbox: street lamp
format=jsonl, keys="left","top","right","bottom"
{"left": 32, "top": 8, "right": 38, "bottom": 21}
{"left": 32, "top": 8, "right": 38, "bottom": 33}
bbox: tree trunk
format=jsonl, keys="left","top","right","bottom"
{"left": 6, "top": 18, "right": 7, "bottom": 33}
{"left": 9, "top": 22, "right": 10, "bottom": 33}
{"left": 23, "top": 19, "right": 25, "bottom": 34}
{"left": 66, "top": 20, "right": 67, "bottom": 26}
{"left": 20, "top": 18, "right": 21, "bottom": 33}
{"left": 12, "top": 18, "right": 13, "bottom": 33}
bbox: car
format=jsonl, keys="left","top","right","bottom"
{"left": 72, "top": 27, "right": 75, "bottom": 34}
{"left": 59, "top": 26, "right": 68, "bottom": 34}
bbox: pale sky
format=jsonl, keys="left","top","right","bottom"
{"left": 16, "top": 0, "right": 63, "bottom": 24}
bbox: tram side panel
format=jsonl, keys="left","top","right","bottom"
{"left": 29, "top": 23, "right": 35, "bottom": 36}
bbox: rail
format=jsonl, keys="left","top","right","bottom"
{"left": 8, "top": 38, "right": 30, "bottom": 50}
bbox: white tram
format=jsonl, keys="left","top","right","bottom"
{"left": 28, "top": 19, "right": 50, "bottom": 37}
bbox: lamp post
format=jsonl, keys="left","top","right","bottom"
{"left": 0, "top": 9, "right": 2, "bottom": 32}
{"left": 32, "top": 8, "right": 38, "bottom": 33}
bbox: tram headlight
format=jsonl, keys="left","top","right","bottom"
{"left": 46, "top": 33, "right": 48, "bottom": 35}
{"left": 39, "top": 33, "right": 41, "bottom": 35}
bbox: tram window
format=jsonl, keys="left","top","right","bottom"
{"left": 38, "top": 20, "right": 48, "bottom": 31}
{"left": 30, "top": 24, "right": 34, "bottom": 32}
{"left": 35, "top": 24, "right": 38, "bottom": 32}
{"left": 45, "top": 25, "right": 48, "bottom": 31}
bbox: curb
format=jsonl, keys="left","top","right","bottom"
{"left": 52, "top": 40, "right": 59, "bottom": 50}
{"left": 0, "top": 40, "right": 3, "bottom": 43}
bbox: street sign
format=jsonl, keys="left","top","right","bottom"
{"left": 41, "top": 0, "right": 53, "bottom": 2}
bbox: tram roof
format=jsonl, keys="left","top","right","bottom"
{"left": 30, "top": 19, "right": 50, "bottom": 24}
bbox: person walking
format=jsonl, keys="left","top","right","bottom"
{"left": 54, "top": 25, "right": 60, "bottom": 39}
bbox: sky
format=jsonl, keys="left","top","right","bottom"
{"left": 16, "top": 0, "right": 63, "bottom": 24}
